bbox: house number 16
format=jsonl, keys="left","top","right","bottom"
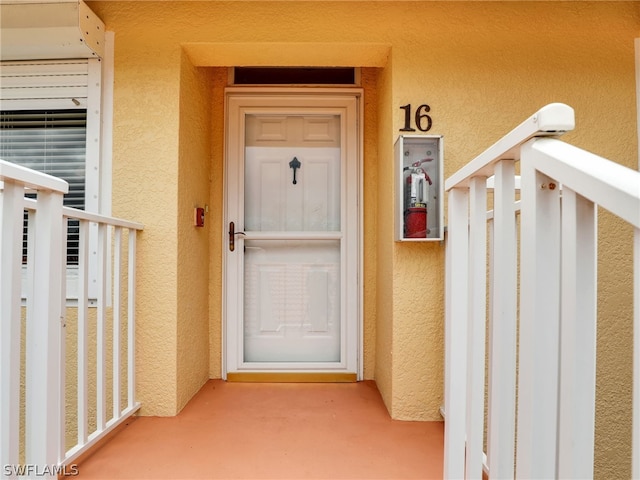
{"left": 399, "top": 104, "right": 432, "bottom": 132}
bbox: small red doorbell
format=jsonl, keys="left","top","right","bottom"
{"left": 194, "top": 207, "right": 205, "bottom": 227}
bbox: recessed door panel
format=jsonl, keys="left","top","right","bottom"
{"left": 243, "top": 239, "right": 340, "bottom": 362}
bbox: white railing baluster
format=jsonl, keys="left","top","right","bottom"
{"left": 485, "top": 215, "right": 493, "bottom": 478}
{"left": 444, "top": 220, "right": 451, "bottom": 422}
{"left": 557, "top": 188, "right": 597, "bottom": 478}
{"left": 113, "top": 227, "right": 122, "bottom": 419}
{"left": 77, "top": 219, "right": 90, "bottom": 446}
{"left": 25, "top": 208, "right": 35, "bottom": 381}
{"left": 59, "top": 218, "right": 68, "bottom": 463}
{"left": 517, "top": 147, "right": 561, "bottom": 478}
{"left": 128, "top": 231, "right": 137, "bottom": 409}
{"left": 25, "top": 189, "right": 65, "bottom": 474}
{"left": 96, "top": 222, "right": 107, "bottom": 431}
{"left": 444, "top": 187, "right": 469, "bottom": 479}
{"left": 0, "top": 179, "right": 25, "bottom": 475}
{"left": 466, "top": 176, "right": 488, "bottom": 479}
{"left": 487, "top": 160, "right": 517, "bottom": 479}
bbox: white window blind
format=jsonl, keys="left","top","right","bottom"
{"left": 0, "top": 110, "right": 86, "bottom": 208}
{"left": 0, "top": 110, "right": 87, "bottom": 264}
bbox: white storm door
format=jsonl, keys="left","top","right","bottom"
{"left": 224, "top": 91, "right": 360, "bottom": 375}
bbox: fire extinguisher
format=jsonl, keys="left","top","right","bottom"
{"left": 404, "top": 158, "right": 433, "bottom": 238}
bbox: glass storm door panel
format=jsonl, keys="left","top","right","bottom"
{"left": 244, "top": 114, "right": 341, "bottom": 363}
{"left": 224, "top": 92, "right": 360, "bottom": 375}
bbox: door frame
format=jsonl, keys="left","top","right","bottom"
{"left": 222, "top": 87, "right": 364, "bottom": 380}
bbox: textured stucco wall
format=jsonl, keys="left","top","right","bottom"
{"left": 176, "top": 53, "right": 213, "bottom": 412}
{"left": 361, "top": 68, "right": 379, "bottom": 380}
{"left": 97, "top": 4, "right": 182, "bottom": 415}
{"left": 86, "top": 1, "right": 639, "bottom": 476}
{"left": 374, "top": 57, "right": 395, "bottom": 412}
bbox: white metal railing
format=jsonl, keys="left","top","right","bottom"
{"left": 443, "top": 103, "right": 640, "bottom": 479}
{"left": 0, "top": 159, "right": 143, "bottom": 479}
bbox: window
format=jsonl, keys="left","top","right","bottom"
{"left": 0, "top": 58, "right": 111, "bottom": 301}
{"left": 232, "top": 67, "right": 358, "bottom": 85}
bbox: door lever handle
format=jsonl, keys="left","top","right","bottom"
{"left": 228, "top": 221, "right": 246, "bottom": 252}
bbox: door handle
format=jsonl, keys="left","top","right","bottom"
{"left": 228, "top": 221, "right": 246, "bottom": 252}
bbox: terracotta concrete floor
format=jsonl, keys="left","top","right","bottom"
{"left": 74, "top": 380, "right": 444, "bottom": 480}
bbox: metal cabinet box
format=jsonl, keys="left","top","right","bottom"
{"left": 395, "top": 135, "right": 444, "bottom": 241}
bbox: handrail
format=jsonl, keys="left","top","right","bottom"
{"left": 443, "top": 103, "right": 639, "bottom": 479}
{"left": 445, "top": 103, "right": 575, "bottom": 190}
{"left": 63, "top": 206, "right": 145, "bottom": 231}
{"left": 22, "top": 197, "right": 145, "bottom": 231}
{"left": 0, "top": 159, "right": 68, "bottom": 193}
{"left": 526, "top": 138, "right": 640, "bottom": 228}
{"left": 1, "top": 159, "right": 143, "bottom": 479}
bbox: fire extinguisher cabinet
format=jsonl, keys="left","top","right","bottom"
{"left": 395, "top": 135, "right": 444, "bottom": 242}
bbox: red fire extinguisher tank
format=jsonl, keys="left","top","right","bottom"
{"left": 404, "top": 163, "right": 432, "bottom": 238}
{"left": 405, "top": 206, "right": 427, "bottom": 238}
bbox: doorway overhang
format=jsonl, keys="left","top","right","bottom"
{"left": 182, "top": 42, "right": 390, "bottom": 68}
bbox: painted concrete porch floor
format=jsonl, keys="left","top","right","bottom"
{"left": 75, "top": 379, "right": 444, "bottom": 480}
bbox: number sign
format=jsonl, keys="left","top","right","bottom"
{"left": 399, "top": 104, "right": 432, "bottom": 132}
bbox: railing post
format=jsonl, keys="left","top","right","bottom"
{"left": 557, "top": 188, "right": 597, "bottom": 478}
{"left": 465, "top": 176, "right": 487, "bottom": 479}
{"left": 444, "top": 187, "right": 469, "bottom": 479}
{"left": 0, "top": 180, "right": 25, "bottom": 476}
{"left": 516, "top": 140, "right": 561, "bottom": 478}
{"left": 487, "top": 160, "right": 518, "bottom": 479}
{"left": 25, "top": 189, "right": 66, "bottom": 475}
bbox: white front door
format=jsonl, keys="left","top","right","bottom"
{"left": 224, "top": 89, "right": 361, "bottom": 377}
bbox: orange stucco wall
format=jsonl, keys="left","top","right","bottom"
{"left": 86, "top": 2, "right": 639, "bottom": 477}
